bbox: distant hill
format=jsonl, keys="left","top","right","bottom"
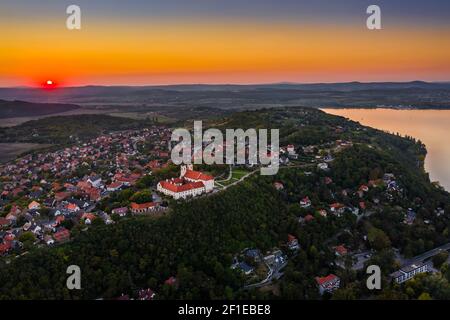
{"left": 0, "top": 99, "right": 80, "bottom": 118}
{"left": 0, "top": 114, "right": 150, "bottom": 144}
{"left": 0, "top": 81, "right": 449, "bottom": 109}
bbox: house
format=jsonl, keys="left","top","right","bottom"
{"left": 287, "top": 234, "right": 300, "bottom": 251}
{"left": 53, "top": 228, "right": 70, "bottom": 243}
{"left": 107, "top": 182, "right": 123, "bottom": 192}
{"left": 317, "top": 209, "right": 328, "bottom": 217}
{"left": 112, "top": 207, "right": 128, "bottom": 217}
{"left": 273, "top": 182, "right": 284, "bottom": 191}
{"left": 334, "top": 245, "right": 348, "bottom": 256}
{"left": 55, "top": 192, "right": 71, "bottom": 202}
{"left": 237, "top": 262, "right": 254, "bottom": 275}
{"left": 164, "top": 276, "right": 177, "bottom": 286}
{"left": 404, "top": 208, "right": 416, "bottom": 225}
{"left": 138, "top": 288, "right": 156, "bottom": 300}
{"left": 244, "top": 248, "right": 262, "bottom": 262}
{"left": 82, "top": 213, "right": 96, "bottom": 224}
{"left": 0, "top": 218, "right": 11, "bottom": 228}
{"left": 323, "top": 154, "right": 334, "bottom": 162}
{"left": 66, "top": 203, "right": 80, "bottom": 212}
{"left": 130, "top": 202, "right": 158, "bottom": 214}
{"left": 330, "top": 203, "right": 345, "bottom": 215}
{"left": 359, "top": 185, "right": 369, "bottom": 192}
{"left": 0, "top": 241, "right": 12, "bottom": 255}
{"left": 304, "top": 214, "right": 315, "bottom": 222}
{"left": 300, "top": 196, "right": 312, "bottom": 208}
{"left": 44, "top": 235, "right": 55, "bottom": 245}
{"left": 315, "top": 274, "right": 341, "bottom": 295}
{"left": 28, "top": 200, "right": 41, "bottom": 210}
{"left": 286, "top": 144, "right": 295, "bottom": 154}
{"left": 87, "top": 175, "right": 102, "bottom": 188}
{"left": 317, "top": 163, "right": 329, "bottom": 171}
{"left": 391, "top": 262, "right": 430, "bottom": 284}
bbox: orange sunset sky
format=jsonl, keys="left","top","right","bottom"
{"left": 1, "top": 1, "right": 450, "bottom": 87}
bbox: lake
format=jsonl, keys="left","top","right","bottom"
{"left": 322, "top": 108, "right": 450, "bottom": 191}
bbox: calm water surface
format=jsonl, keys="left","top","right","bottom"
{"left": 322, "top": 108, "right": 450, "bottom": 191}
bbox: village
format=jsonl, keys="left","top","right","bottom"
{"left": 0, "top": 122, "right": 446, "bottom": 297}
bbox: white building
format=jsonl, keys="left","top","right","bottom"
{"left": 157, "top": 179, "right": 206, "bottom": 200}
{"left": 391, "top": 262, "right": 430, "bottom": 284}
{"left": 157, "top": 165, "right": 214, "bottom": 200}
{"left": 180, "top": 165, "right": 214, "bottom": 192}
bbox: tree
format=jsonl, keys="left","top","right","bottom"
{"left": 418, "top": 292, "right": 432, "bottom": 300}
{"left": 19, "top": 231, "right": 35, "bottom": 243}
{"left": 130, "top": 190, "right": 152, "bottom": 204}
{"left": 432, "top": 252, "right": 449, "bottom": 269}
{"left": 367, "top": 227, "right": 391, "bottom": 251}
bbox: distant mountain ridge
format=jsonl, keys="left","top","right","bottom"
{"left": 0, "top": 81, "right": 449, "bottom": 109}
{"left": 0, "top": 99, "right": 80, "bottom": 119}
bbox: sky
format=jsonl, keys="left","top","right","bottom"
{"left": 0, "top": 0, "right": 449, "bottom": 87}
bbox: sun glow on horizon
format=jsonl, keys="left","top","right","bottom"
{"left": 1, "top": 18, "right": 450, "bottom": 86}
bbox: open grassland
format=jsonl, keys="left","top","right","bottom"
{"left": 0, "top": 143, "right": 52, "bottom": 163}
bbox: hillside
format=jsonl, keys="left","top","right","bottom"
{"left": 0, "top": 114, "right": 153, "bottom": 145}
{"left": 0, "top": 99, "right": 80, "bottom": 119}
{"left": 0, "top": 107, "right": 448, "bottom": 300}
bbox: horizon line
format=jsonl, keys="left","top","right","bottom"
{"left": 2, "top": 80, "right": 450, "bottom": 90}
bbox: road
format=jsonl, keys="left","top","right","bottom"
{"left": 243, "top": 260, "right": 288, "bottom": 290}
{"left": 400, "top": 242, "right": 450, "bottom": 266}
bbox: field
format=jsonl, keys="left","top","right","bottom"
{"left": 0, "top": 108, "right": 119, "bottom": 128}
{"left": 0, "top": 143, "right": 52, "bottom": 162}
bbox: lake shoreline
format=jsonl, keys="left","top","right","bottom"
{"left": 322, "top": 108, "right": 450, "bottom": 192}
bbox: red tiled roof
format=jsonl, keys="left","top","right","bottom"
{"left": 315, "top": 274, "right": 338, "bottom": 286}
{"left": 335, "top": 245, "right": 348, "bottom": 255}
{"left": 165, "top": 276, "right": 177, "bottom": 286}
{"left": 184, "top": 170, "right": 214, "bottom": 181}
{"left": 82, "top": 213, "right": 96, "bottom": 220}
{"left": 67, "top": 203, "right": 79, "bottom": 211}
{"left": 107, "top": 182, "right": 123, "bottom": 189}
{"left": 159, "top": 180, "right": 205, "bottom": 193}
{"left": 131, "top": 202, "right": 157, "bottom": 210}
{"left": 54, "top": 229, "right": 70, "bottom": 242}
{"left": 0, "top": 242, "right": 11, "bottom": 253}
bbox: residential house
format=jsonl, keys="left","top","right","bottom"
{"left": 330, "top": 203, "right": 345, "bottom": 215}
{"left": 28, "top": 200, "right": 41, "bottom": 210}
{"left": 112, "top": 207, "right": 128, "bottom": 217}
{"left": 273, "top": 182, "right": 284, "bottom": 191}
{"left": 138, "top": 288, "right": 156, "bottom": 300}
{"left": 300, "top": 196, "right": 312, "bottom": 208}
{"left": 287, "top": 234, "right": 300, "bottom": 251}
{"left": 315, "top": 274, "right": 341, "bottom": 295}
{"left": 334, "top": 245, "right": 348, "bottom": 257}
{"left": 130, "top": 202, "right": 158, "bottom": 214}
{"left": 53, "top": 228, "right": 70, "bottom": 243}
{"left": 107, "top": 182, "right": 123, "bottom": 192}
